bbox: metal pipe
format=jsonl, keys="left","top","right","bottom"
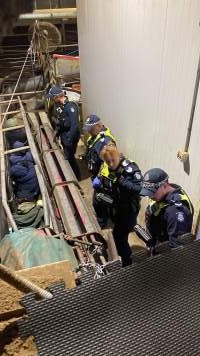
{"left": 18, "top": 101, "right": 59, "bottom": 233}
{"left": 2, "top": 125, "right": 25, "bottom": 132}
{"left": 19, "top": 8, "right": 77, "bottom": 20}
{"left": 0, "top": 263, "right": 53, "bottom": 299}
{"left": 18, "top": 99, "right": 42, "bottom": 167}
{"left": 0, "top": 110, "right": 20, "bottom": 116}
{"left": 74, "top": 246, "right": 86, "bottom": 267}
{"left": 184, "top": 51, "right": 200, "bottom": 152}
{"left": 4, "top": 146, "right": 30, "bottom": 155}
{"left": 28, "top": 113, "right": 81, "bottom": 236}
{"left": 34, "top": 164, "right": 49, "bottom": 227}
{"left": 49, "top": 44, "right": 78, "bottom": 48}
{"left": 104, "top": 230, "right": 119, "bottom": 261}
{"left": 0, "top": 57, "right": 30, "bottom": 62}
{"left": 39, "top": 112, "right": 101, "bottom": 235}
{"left": 0, "top": 90, "right": 44, "bottom": 98}
{"left": 65, "top": 236, "right": 102, "bottom": 247}
{"left": 0, "top": 126, "right": 18, "bottom": 231}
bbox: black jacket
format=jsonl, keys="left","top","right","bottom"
{"left": 53, "top": 99, "right": 80, "bottom": 146}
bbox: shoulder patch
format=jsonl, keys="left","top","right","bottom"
{"left": 134, "top": 172, "right": 142, "bottom": 180}
{"left": 122, "top": 159, "right": 130, "bottom": 167}
{"left": 177, "top": 211, "right": 184, "bottom": 222}
{"left": 125, "top": 166, "right": 133, "bottom": 173}
{"left": 70, "top": 107, "right": 75, "bottom": 113}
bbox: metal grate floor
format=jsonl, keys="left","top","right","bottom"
{"left": 19, "top": 241, "right": 200, "bottom": 356}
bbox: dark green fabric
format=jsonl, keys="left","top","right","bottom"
{"left": 13, "top": 204, "right": 44, "bottom": 228}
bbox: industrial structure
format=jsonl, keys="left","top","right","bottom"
{"left": 1, "top": 1, "right": 200, "bottom": 355}
{"left": 77, "top": 0, "right": 200, "bottom": 230}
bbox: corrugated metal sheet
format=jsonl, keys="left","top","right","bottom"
{"left": 77, "top": 0, "right": 200, "bottom": 225}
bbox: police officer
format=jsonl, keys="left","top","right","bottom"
{"left": 140, "top": 168, "right": 193, "bottom": 251}
{"left": 93, "top": 145, "right": 142, "bottom": 267}
{"left": 46, "top": 86, "right": 81, "bottom": 180}
{"left": 84, "top": 115, "right": 116, "bottom": 178}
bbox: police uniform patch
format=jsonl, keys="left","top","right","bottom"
{"left": 135, "top": 172, "right": 141, "bottom": 180}
{"left": 177, "top": 212, "right": 184, "bottom": 222}
{"left": 126, "top": 166, "right": 133, "bottom": 173}
{"left": 70, "top": 107, "right": 75, "bottom": 113}
{"left": 122, "top": 160, "right": 129, "bottom": 167}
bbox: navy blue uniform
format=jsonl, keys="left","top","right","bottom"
{"left": 146, "top": 184, "right": 193, "bottom": 248}
{"left": 85, "top": 127, "right": 115, "bottom": 177}
{"left": 54, "top": 99, "right": 81, "bottom": 180}
{"left": 94, "top": 158, "right": 142, "bottom": 266}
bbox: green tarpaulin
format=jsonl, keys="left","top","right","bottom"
{"left": 0, "top": 227, "right": 78, "bottom": 270}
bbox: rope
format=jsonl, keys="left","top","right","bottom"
{"left": 79, "top": 247, "right": 105, "bottom": 279}
{"left": 80, "top": 262, "right": 105, "bottom": 280}
{"left": 1, "top": 21, "right": 38, "bottom": 128}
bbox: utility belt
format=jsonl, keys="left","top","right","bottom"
{"left": 95, "top": 192, "right": 114, "bottom": 206}
{"left": 88, "top": 158, "right": 96, "bottom": 172}
{"left": 87, "top": 150, "right": 99, "bottom": 169}
{"left": 95, "top": 191, "right": 139, "bottom": 211}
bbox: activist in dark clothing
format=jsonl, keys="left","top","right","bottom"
{"left": 93, "top": 145, "right": 142, "bottom": 267}
{"left": 46, "top": 85, "right": 81, "bottom": 180}
{"left": 9, "top": 141, "right": 40, "bottom": 201}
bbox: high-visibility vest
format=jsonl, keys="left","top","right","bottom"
{"left": 87, "top": 128, "right": 115, "bottom": 149}
{"left": 100, "top": 159, "right": 137, "bottom": 190}
{"left": 148, "top": 189, "right": 194, "bottom": 217}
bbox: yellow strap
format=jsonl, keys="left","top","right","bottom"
{"left": 149, "top": 191, "right": 193, "bottom": 216}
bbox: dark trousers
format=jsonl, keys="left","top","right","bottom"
{"left": 113, "top": 209, "right": 137, "bottom": 267}
{"left": 63, "top": 143, "right": 81, "bottom": 181}
{"left": 93, "top": 192, "right": 110, "bottom": 228}
{"left": 93, "top": 192, "right": 138, "bottom": 267}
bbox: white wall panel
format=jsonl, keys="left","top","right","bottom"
{"left": 77, "top": 0, "right": 200, "bottom": 224}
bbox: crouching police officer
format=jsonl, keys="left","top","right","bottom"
{"left": 46, "top": 85, "right": 81, "bottom": 180}
{"left": 84, "top": 115, "right": 116, "bottom": 178}
{"left": 140, "top": 168, "right": 193, "bottom": 252}
{"left": 93, "top": 145, "right": 142, "bottom": 267}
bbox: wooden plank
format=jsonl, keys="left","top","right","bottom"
{"left": 17, "top": 260, "right": 76, "bottom": 290}
{"left": 0, "top": 260, "right": 76, "bottom": 319}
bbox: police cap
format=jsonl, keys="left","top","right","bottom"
{"left": 46, "top": 85, "right": 64, "bottom": 99}
{"left": 140, "top": 168, "right": 169, "bottom": 197}
{"left": 83, "top": 114, "right": 101, "bottom": 132}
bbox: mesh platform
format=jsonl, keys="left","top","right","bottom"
{"left": 19, "top": 241, "right": 200, "bottom": 355}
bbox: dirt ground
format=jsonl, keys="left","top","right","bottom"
{"left": 0, "top": 156, "right": 146, "bottom": 355}
{"left": 0, "top": 274, "right": 67, "bottom": 356}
